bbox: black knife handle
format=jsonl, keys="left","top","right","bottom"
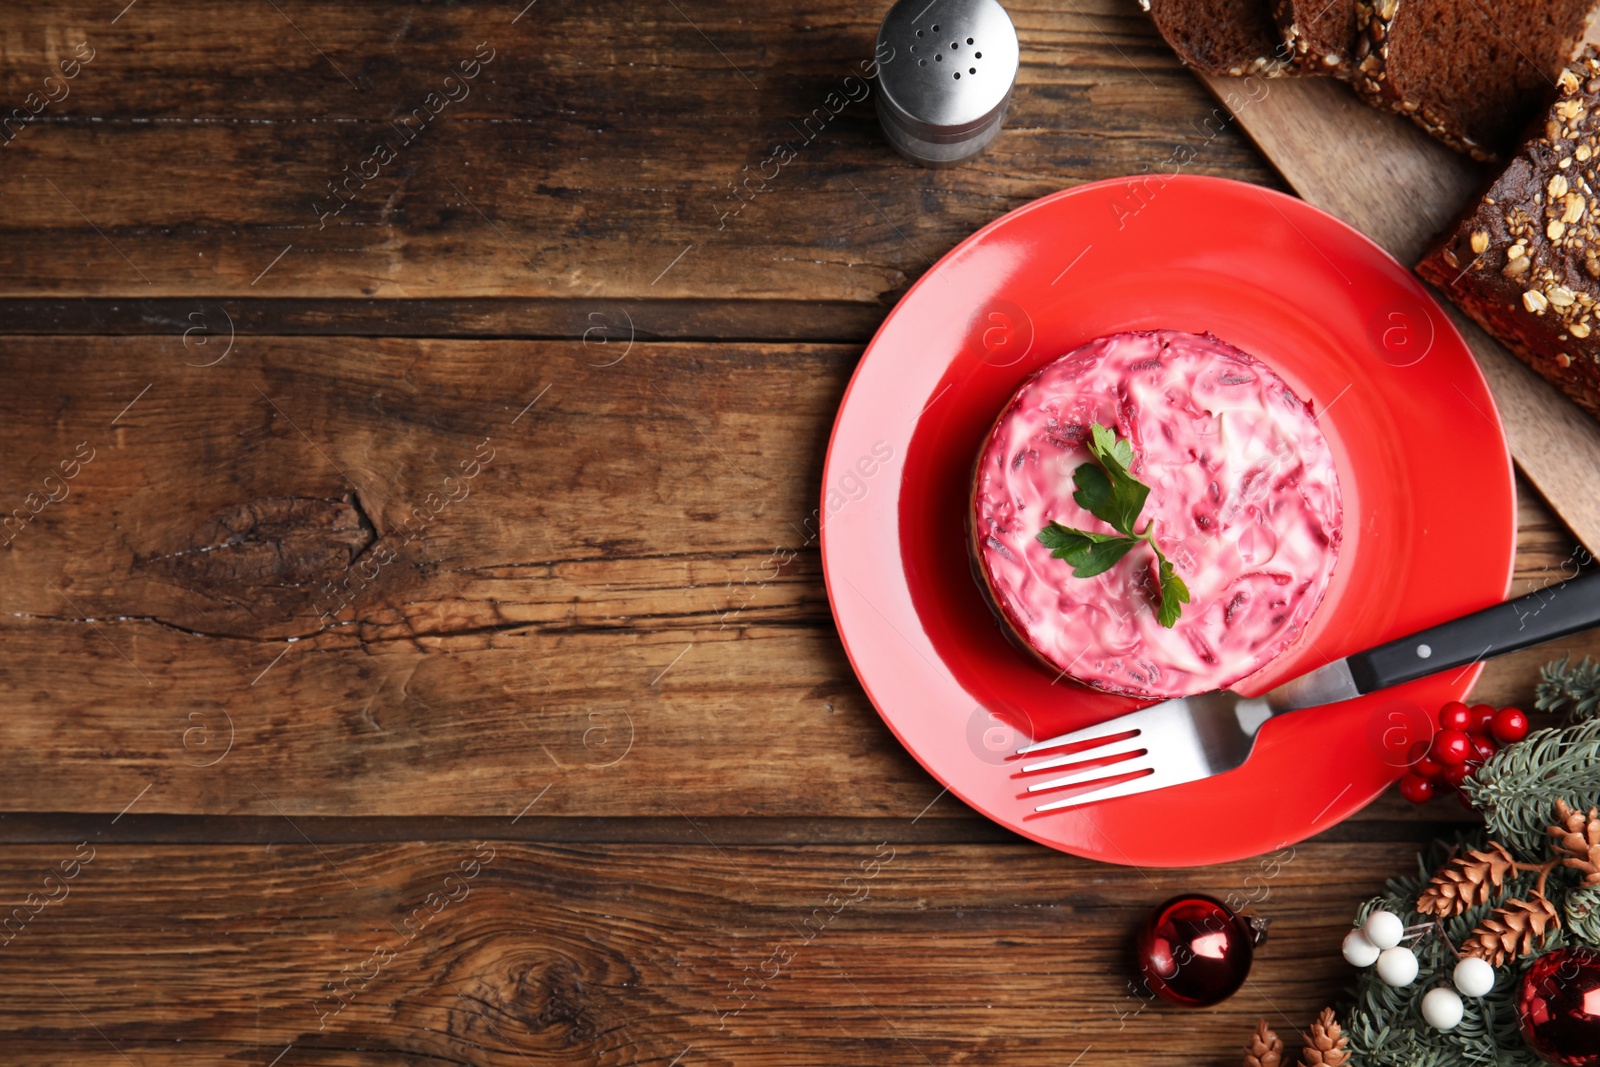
{"left": 1346, "top": 569, "right": 1600, "bottom": 694}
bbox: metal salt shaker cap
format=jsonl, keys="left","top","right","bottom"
{"left": 874, "top": 0, "right": 1019, "bottom": 167}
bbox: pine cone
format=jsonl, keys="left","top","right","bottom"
{"left": 1566, "top": 884, "right": 1600, "bottom": 944}
{"left": 1461, "top": 891, "right": 1561, "bottom": 965}
{"left": 1549, "top": 799, "right": 1600, "bottom": 886}
{"left": 1416, "top": 842, "right": 1517, "bottom": 917}
{"left": 1300, "top": 1008, "right": 1350, "bottom": 1067}
{"left": 1244, "top": 1018, "right": 1283, "bottom": 1067}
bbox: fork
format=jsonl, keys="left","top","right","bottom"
{"left": 1015, "top": 569, "right": 1600, "bottom": 812}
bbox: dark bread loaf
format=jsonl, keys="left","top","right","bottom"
{"left": 1271, "top": 0, "right": 1359, "bottom": 75}
{"left": 1143, "top": 0, "right": 1291, "bottom": 77}
{"left": 1353, "top": 0, "right": 1595, "bottom": 160}
{"left": 1418, "top": 51, "right": 1600, "bottom": 419}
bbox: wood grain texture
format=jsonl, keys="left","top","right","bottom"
{"left": 0, "top": 805, "right": 1502, "bottom": 845}
{"left": 1440, "top": 299, "right": 1600, "bottom": 554}
{"left": 0, "top": 298, "right": 884, "bottom": 341}
{"left": 1196, "top": 75, "right": 1490, "bottom": 266}
{"left": 1197, "top": 72, "right": 1600, "bottom": 554}
{"left": 0, "top": 336, "right": 1592, "bottom": 820}
{"left": 0, "top": 0, "right": 1279, "bottom": 303}
{"left": 0, "top": 838, "right": 1433, "bottom": 1065}
{"left": 1, "top": 4, "right": 1595, "bottom": 1064}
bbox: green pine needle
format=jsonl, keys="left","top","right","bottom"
{"left": 1536, "top": 653, "right": 1600, "bottom": 723}
{"left": 1343, "top": 652, "right": 1600, "bottom": 1064}
{"left": 1343, "top": 837, "right": 1576, "bottom": 1067}
{"left": 1464, "top": 714, "right": 1600, "bottom": 857}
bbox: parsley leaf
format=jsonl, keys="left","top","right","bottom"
{"left": 1035, "top": 422, "right": 1189, "bottom": 628}
{"left": 1152, "top": 544, "right": 1192, "bottom": 629}
{"left": 1071, "top": 456, "right": 1148, "bottom": 536}
{"left": 1089, "top": 421, "right": 1135, "bottom": 472}
{"left": 1037, "top": 524, "right": 1140, "bottom": 578}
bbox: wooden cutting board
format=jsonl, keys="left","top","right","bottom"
{"left": 1200, "top": 73, "right": 1600, "bottom": 555}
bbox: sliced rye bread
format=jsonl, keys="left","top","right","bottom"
{"left": 1352, "top": 0, "right": 1595, "bottom": 161}
{"left": 1271, "top": 0, "right": 1360, "bottom": 75}
{"left": 1143, "top": 0, "right": 1292, "bottom": 77}
{"left": 1417, "top": 50, "right": 1600, "bottom": 420}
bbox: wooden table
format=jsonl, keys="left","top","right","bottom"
{"left": 2, "top": 2, "right": 1596, "bottom": 1063}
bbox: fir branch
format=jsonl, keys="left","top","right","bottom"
{"left": 1464, "top": 716, "right": 1600, "bottom": 857}
{"left": 1338, "top": 657, "right": 1600, "bottom": 1062}
{"left": 1343, "top": 839, "right": 1569, "bottom": 1066}
{"left": 1536, "top": 653, "right": 1600, "bottom": 723}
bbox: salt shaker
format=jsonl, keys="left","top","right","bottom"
{"left": 874, "top": 0, "right": 1020, "bottom": 167}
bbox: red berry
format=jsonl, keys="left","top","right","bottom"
{"left": 1471, "top": 735, "right": 1499, "bottom": 763}
{"left": 1412, "top": 755, "right": 1445, "bottom": 780}
{"left": 1431, "top": 728, "right": 1472, "bottom": 766}
{"left": 1438, "top": 701, "right": 1472, "bottom": 731}
{"left": 1468, "top": 704, "right": 1498, "bottom": 736}
{"left": 1490, "top": 707, "right": 1529, "bottom": 744}
{"left": 1442, "top": 762, "right": 1474, "bottom": 789}
{"left": 1399, "top": 773, "right": 1435, "bottom": 803}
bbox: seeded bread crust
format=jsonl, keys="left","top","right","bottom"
{"left": 1418, "top": 53, "right": 1600, "bottom": 421}
{"left": 1350, "top": 0, "right": 1397, "bottom": 105}
{"left": 1142, "top": 0, "right": 1293, "bottom": 78}
{"left": 1271, "top": 0, "right": 1358, "bottom": 76}
{"left": 1351, "top": 0, "right": 1501, "bottom": 161}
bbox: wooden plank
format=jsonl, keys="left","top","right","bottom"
{"left": 0, "top": 336, "right": 1592, "bottom": 817}
{"left": 0, "top": 336, "right": 907, "bottom": 817}
{"left": 1447, "top": 301, "right": 1600, "bottom": 555}
{"left": 1197, "top": 72, "right": 1600, "bottom": 554}
{"left": 0, "top": 838, "right": 1426, "bottom": 1065}
{"left": 0, "top": 805, "right": 1491, "bottom": 844}
{"left": 0, "top": 298, "right": 883, "bottom": 341}
{"left": 1195, "top": 76, "right": 1488, "bottom": 267}
{"left": 0, "top": 0, "right": 1279, "bottom": 303}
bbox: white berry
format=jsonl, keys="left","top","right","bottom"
{"left": 1453, "top": 956, "right": 1495, "bottom": 997}
{"left": 1342, "top": 929, "right": 1381, "bottom": 967}
{"left": 1421, "top": 986, "right": 1465, "bottom": 1030}
{"left": 1363, "top": 910, "right": 1405, "bottom": 950}
{"left": 1376, "top": 946, "right": 1419, "bottom": 987}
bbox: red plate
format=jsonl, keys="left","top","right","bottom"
{"left": 821, "top": 175, "right": 1516, "bottom": 867}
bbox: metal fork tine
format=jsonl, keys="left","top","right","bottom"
{"left": 1016, "top": 705, "right": 1162, "bottom": 756}
{"left": 1015, "top": 690, "right": 1272, "bottom": 814}
{"left": 1026, "top": 754, "right": 1152, "bottom": 793}
{"left": 1033, "top": 763, "right": 1201, "bottom": 812}
{"left": 1020, "top": 734, "right": 1148, "bottom": 774}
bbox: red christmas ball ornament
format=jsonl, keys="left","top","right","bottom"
{"left": 1135, "top": 894, "right": 1265, "bottom": 1007}
{"left": 1518, "top": 948, "right": 1600, "bottom": 1066}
